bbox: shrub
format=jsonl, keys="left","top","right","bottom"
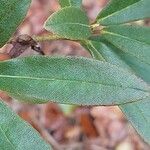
{"left": 0, "top": 0, "right": 150, "bottom": 149}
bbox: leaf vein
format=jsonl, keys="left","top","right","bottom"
{"left": 99, "top": 0, "right": 142, "bottom": 21}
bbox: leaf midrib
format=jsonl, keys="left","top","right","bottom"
{"left": 102, "top": 30, "right": 150, "bottom": 65}
{"left": 47, "top": 22, "right": 90, "bottom": 28}
{"left": 99, "top": 0, "right": 142, "bottom": 21}
{"left": 0, "top": 74, "right": 149, "bottom": 93}
{"left": 88, "top": 41, "right": 105, "bottom": 60}
{"left": 0, "top": 126, "right": 16, "bottom": 150}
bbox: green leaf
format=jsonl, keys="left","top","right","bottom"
{"left": 0, "top": 100, "right": 51, "bottom": 149}
{"left": 81, "top": 41, "right": 105, "bottom": 61}
{"left": 82, "top": 35, "right": 150, "bottom": 144}
{"left": 84, "top": 25, "right": 150, "bottom": 84}
{"left": 96, "top": 0, "right": 150, "bottom": 25}
{"left": 0, "top": 0, "right": 31, "bottom": 47}
{"left": 81, "top": 38, "right": 132, "bottom": 70}
{"left": 58, "top": 0, "right": 82, "bottom": 8}
{"left": 120, "top": 98, "right": 150, "bottom": 144}
{"left": 0, "top": 56, "right": 149, "bottom": 105}
{"left": 101, "top": 25, "right": 150, "bottom": 65}
{"left": 44, "top": 7, "right": 91, "bottom": 40}
{"left": 122, "top": 54, "right": 150, "bottom": 84}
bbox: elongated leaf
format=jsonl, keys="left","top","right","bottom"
{"left": 44, "top": 7, "right": 91, "bottom": 40}
{"left": 101, "top": 25, "right": 150, "bottom": 65}
{"left": 0, "top": 56, "right": 149, "bottom": 105}
{"left": 83, "top": 35, "right": 150, "bottom": 82}
{"left": 122, "top": 54, "right": 150, "bottom": 84}
{"left": 82, "top": 36, "right": 150, "bottom": 144}
{"left": 81, "top": 38, "right": 132, "bottom": 70}
{"left": 120, "top": 98, "right": 150, "bottom": 144}
{"left": 58, "top": 0, "right": 82, "bottom": 7}
{"left": 0, "top": 0, "right": 31, "bottom": 47}
{"left": 101, "top": 25, "right": 150, "bottom": 80}
{"left": 86, "top": 33, "right": 150, "bottom": 81}
{"left": 96, "top": 0, "right": 150, "bottom": 25}
{"left": 0, "top": 100, "right": 51, "bottom": 149}
{"left": 81, "top": 41, "right": 105, "bottom": 61}
{"left": 88, "top": 25, "right": 150, "bottom": 82}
